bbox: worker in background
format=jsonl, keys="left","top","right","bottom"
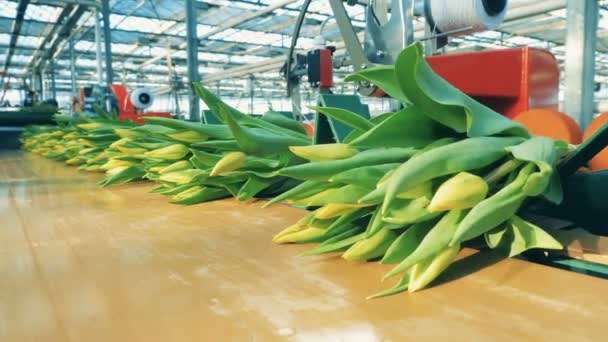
{"left": 23, "top": 90, "right": 35, "bottom": 107}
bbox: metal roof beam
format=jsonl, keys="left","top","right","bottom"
{"left": 1, "top": 44, "right": 248, "bottom": 70}
{"left": 27, "top": 4, "right": 75, "bottom": 72}
{"left": 138, "top": 0, "right": 299, "bottom": 69}
{"left": 0, "top": 16, "right": 291, "bottom": 57}
{"left": 35, "top": 5, "right": 87, "bottom": 71}
{"left": 7, "top": 59, "right": 177, "bottom": 77}
{"left": 1, "top": 0, "right": 29, "bottom": 85}
{"left": 32, "top": 0, "right": 99, "bottom": 8}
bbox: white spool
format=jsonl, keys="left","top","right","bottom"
{"left": 130, "top": 88, "right": 154, "bottom": 109}
{"left": 427, "top": 0, "right": 507, "bottom": 36}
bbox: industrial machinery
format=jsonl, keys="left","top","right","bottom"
{"left": 0, "top": 71, "right": 10, "bottom": 106}
{"left": 76, "top": 85, "right": 105, "bottom": 114}
{"left": 284, "top": 0, "right": 608, "bottom": 276}
{"left": 75, "top": 84, "right": 172, "bottom": 124}
{"left": 286, "top": 0, "right": 557, "bottom": 119}
{"left": 108, "top": 84, "right": 173, "bottom": 124}
{"left": 0, "top": 72, "right": 57, "bottom": 128}
{"left": 284, "top": 0, "right": 558, "bottom": 141}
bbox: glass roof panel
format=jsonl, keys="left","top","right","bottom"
{"left": 15, "top": 35, "right": 44, "bottom": 48}
{"left": 3, "top": 54, "right": 33, "bottom": 64}
{"left": 0, "top": 1, "right": 17, "bottom": 18}
{"left": 111, "top": 14, "right": 177, "bottom": 34}
{"left": 9, "top": 67, "right": 26, "bottom": 74}
{"left": 198, "top": 0, "right": 260, "bottom": 10}
{"left": 0, "top": 32, "right": 10, "bottom": 45}
{"left": 1, "top": 0, "right": 607, "bottom": 105}
{"left": 112, "top": 43, "right": 139, "bottom": 54}
{"left": 24, "top": 4, "right": 62, "bottom": 23}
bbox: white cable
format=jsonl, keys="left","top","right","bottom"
{"left": 428, "top": 0, "right": 507, "bottom": 35}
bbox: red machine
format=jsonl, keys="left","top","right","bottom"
{"left": 362, "top": 48, "right": 560, "bottom": 119}
{"left": 307, "top": 47, "right": 335, "bottom": 92}
{"left": 427, "top": 47, "right": 560, "bottom": 118}
{"left": 108, "top": 84, "right": 172, "bottom": 124}
{"left": 76, "top": 84, "right": 172, "bottom": 124}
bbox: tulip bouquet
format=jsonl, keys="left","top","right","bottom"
{"left": 94, "top": 84, "right": 311, "bottom": 204}
{"left": 268, "top": 42, "right": 566, "bottom": 296}
{"left": 21, "top": 110, "right": 137, "bottom": 172}
{"left": 21, "top": 87, "right": 311, "bottom": 205}
{"left": 21, "top": 41, "right": 570, "bottom": 297}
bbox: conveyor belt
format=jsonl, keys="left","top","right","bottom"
{"left": 0, "top": 109, "right": 56, "bottom": 126}
{"left": 1, "top": 151, "right": 607, "bottom": 341}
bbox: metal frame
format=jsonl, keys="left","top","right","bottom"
{"left": 563, "top": 0, "right": 598, "bottom": 129}
{"left": 0, "top": 0, "right": 29, "bottom": 100}
{"left": 185, "top": 0, "right": 201, "bottom": 121}
{"left": 100, "top": 0, "right": 113, "bottom": 85}
{"left": 1, "top": 0, "right": 607, "bottom": 107}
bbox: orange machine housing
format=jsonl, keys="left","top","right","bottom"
{"left": 108, "top": 84, "right": 172, "bottom": 124}
{"left": 426, "top": 47, "right": 559, "bottom": 118}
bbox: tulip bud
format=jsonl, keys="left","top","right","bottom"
{"left": 116, "top": 145, "right": 148, "bottom": 156}
{"left": 408, "top": 243, "right": 460, "bottom": 292}
{"left": 84, "top": 164, "right": 102, "bottom": 172}
{"left": 78, "top": 147, "right": 99, "bottom": 156}
{"left": 77, "top": 138, "right": 95, "bottom": 148}
{"left": 43, "top": 140, "right": 56, "bottom": 147}
{"left": 110, "top": 137, "right": 131, "bottom": 148}
{"left": 99, "top": 165, "right": 146, "bottom": 187}
{"left": 428, "top": 172, "right": 488, "bottom": 212}
{"left": 114, "top": 128, "right": 144, "bottom": 139}
{"left": 170, "top": 185, "right": 203, "bottom": 204}
{"left": 396, "top": 181, "right": 433, "bottom": 199}
{"left": 147, "top": 165, "right": 168, "bottom": 173}
{"left": 159, "top": 169, "right": 206, "bottom": 185}
{"left": 143, "top": 143, "right": 189, "bottom": 160}
{"left": 100, "top": 159, "right": 134, "bottom": 171}
{"left": 66, "top": 157, "right": 85, "bottom": 165}
{"left": 210, "top": 151, "right": 246, "bottom": 176}
{"left": 342, "top": 228, "right": 397, "bottom": 262}
{"left": 289, "top": 143, "right": 358, "bottom": 161}
{"left": 314, "top": 203, "right": 371, "bottom": 220}
{"left": 106, "top": 166, "right": 129, "bottom": 176}
{"left": 77, "top": 122, "right": 103, "bottom": 131}
{"left": 166, "top": 130, "right": 208, "bottom": 144}
{"left": 273, "top": 227, "right": 326, "bottom": 244}
{"left": 86, "top": 151, "right": 108, "bottom": 163}
{"left": 158, "top": 160, "right": 192, "bottom": 175}
{"left": 272, "top": 223, "right": 308, "bottom": 242}
{"left": 64, "top": 132, "right": 79, "bottom": 139}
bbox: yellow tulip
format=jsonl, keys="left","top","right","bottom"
{"left": 289, "top": 143, "right": 358, "bottom": 161}
{"left": 428, "top": 172, "right": 488, "bottom": 212}
{"left": 210, "top": 151, "right": 246, "bottom": 176}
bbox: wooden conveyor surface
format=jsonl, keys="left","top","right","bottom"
{"left": 1, "top": 151, "right": 607, "bottom": 341}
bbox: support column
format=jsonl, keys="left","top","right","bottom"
{"left": 94, "top": 8, "right": 103, "bottom": 84}
{"left": 40, "top": 69, "right": 46, "bottom": 100}
{"left": 49, "top": 59, "right": 56, "bottom": 100}
{"left": 185, "top": 0, "right": 200, "bottom": 121}
{"left": 100, "top": 0, "right": 113, "bottom": 85}
{"left": 290, "top": 82, "right": 301, "bottom": 119}
{"left": 34, "top": 70, "right": 42, "bottom": 102}
{"left": 69, "top": 38, "right": 77, "bottom": 94}
{"left": 563, "top": 0, "right": 598, "bottom": 129}
{"left": 248, "top": 76, "right": 254, "bottom": 114}
{"left": 30, "top": 73, "right": 36, "bottom": 102}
